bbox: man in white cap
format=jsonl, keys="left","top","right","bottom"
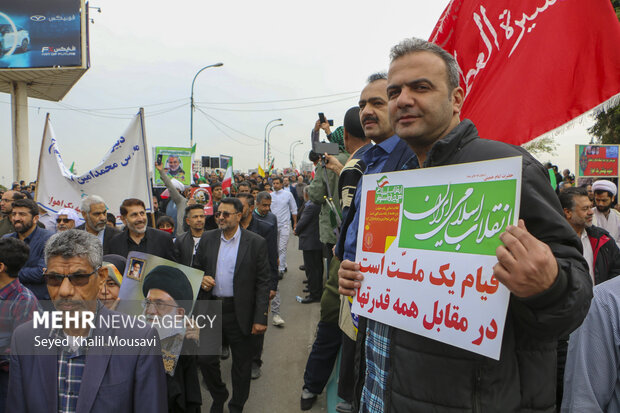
{"left": 592, "top": 179, "right": 620, "bottom": 246}
{"left": 55, "top": 208, "right": 80, "bottom": 232}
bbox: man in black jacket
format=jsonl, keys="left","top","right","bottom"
{"left": 238, "top": 193, "right": 278, "bottom": 379}
{"left": 339, "top": 38, "right": 592, "bottom": 412}
{"left": 560, "top": 186, "right": 620, "bottom": 285}
{"left": 174, "top": 204, "right": 207, "bottom": 266}
{"left": 294, "top": 187, "right": 323, "bottom": 303}
{"left": 108, "top": 198, "right": 176, "bottom": 261}
{"left": 193, "top": 198, "right": 270, "bottom": 413}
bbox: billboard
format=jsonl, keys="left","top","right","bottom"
{"left": 0, "top": 0, "right": 84, "bottom": 69}
{"left": 153, "top": 146, "right": 193, "bottom": 187}
{"left": 576, "top": 144, "right": 619, "bottom": 178}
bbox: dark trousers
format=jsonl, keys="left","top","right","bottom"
{"left": 251, "top": 333, "right": 264, "bottom": 367}
{"left": 338, "top": 334, "right": 356, "bottom": 403}
{"left": 303, "top": 249, "right": 324, "bottom": 299}
{"left": 303, "top": 321, "right": 342, "bottom": 394}
{"left": 198, "top": 300, "right": 253, "bottom": 412}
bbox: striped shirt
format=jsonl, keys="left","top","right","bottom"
{"left": 562, "top": 277, "right": 620, "bottom": 412}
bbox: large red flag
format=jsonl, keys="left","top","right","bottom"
{"left": 430, "top": 0, "right": 620, "bottom": 145}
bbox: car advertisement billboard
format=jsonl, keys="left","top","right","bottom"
{"left": 0, "top": 0, "right": 84, "bottom": 69}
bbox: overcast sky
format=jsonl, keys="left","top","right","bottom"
{"left": 0, "top": 0, "right": 594, "bottom": 185}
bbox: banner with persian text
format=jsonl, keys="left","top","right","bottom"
{"left": 576, "top": 144, "right": 619, "bottom": 178}
{"left": 430, "top": 0, "right": 620, "bottom": 146}
{"left": 35, "top": 110, "right": 153, "bottom": 221}
{"left": 351, "top": 157, "right": 522, "bottom": 359}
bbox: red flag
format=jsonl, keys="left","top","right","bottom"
{"left": 430, "top": 0, "right": 620, "bottom": 145}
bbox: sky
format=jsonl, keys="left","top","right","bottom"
{"left": 0, "top": 0, "right": 595, "bottom": 185}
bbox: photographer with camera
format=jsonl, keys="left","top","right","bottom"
{"left": 307, "top": 114, "right": 349, "bottom": 266}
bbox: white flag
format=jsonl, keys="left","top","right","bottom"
{"left": 35, "top": 109, "right": 153, "bottom": 221}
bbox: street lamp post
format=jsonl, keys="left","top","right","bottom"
{"left": 289, "top": 140, "right": 302, "bottom": 167}
{"left": 264, "top": 118, "right": 282, "bottom": 167}
{"left": 266, "top": 123, "right": 283, "bottom": 168}
{"left": 190, "top": 62, "right": 223, "bottom": 148}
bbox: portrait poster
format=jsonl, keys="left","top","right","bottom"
{"left": 116, "top": 252, "right": 204, "bottom": 375}
{"left": 575, "top": 144, "right": 619, "bottom": 178}
{"left": 189, "top": 185, "right": 214, "bottom": 216}
{"left": 351, "top": 157, "right": 522, "bottom": 359}
{"left": 153, "top": 146, "right": 193, "bottom": 187}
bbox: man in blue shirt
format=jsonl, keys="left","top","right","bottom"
{"left": 3, "top": 199, "right": 52, "bottom": 301}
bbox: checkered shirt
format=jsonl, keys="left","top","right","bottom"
{"left": 0, "top": 278, "right": 39, "bottom": 357}
{"left": 51, "top": 327, "right": 88, "bottom": 413}
{"left": 360, "top": 319, "right": 392, "bottom": 413}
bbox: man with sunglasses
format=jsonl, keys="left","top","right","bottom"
{"left": 193, "top": 198, "right": 271, "bottom": 413}
{"left": 55, "top": 208, "right": 80, "bottom": 232}
{"left": 3, "top": 199, "right": 53, "bottom": 301}
{"left": 7, "top": 229, "right": 167, "bottom": 412}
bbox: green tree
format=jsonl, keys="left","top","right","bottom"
{"left": 521, "top": 134, "right": 557, "bottom": 155}
{"left": 588, "top": 0, "right": 620, "bottom": 143}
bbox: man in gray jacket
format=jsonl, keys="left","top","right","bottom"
{"left": 339, "top": 38, "right": 592, "bottom": 412}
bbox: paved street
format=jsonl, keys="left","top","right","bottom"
{"left": 200, "top": 235, "right": 331, "bottom": 412}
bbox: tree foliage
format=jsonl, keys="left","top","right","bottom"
{"left": 521, "top": 134, "right": 558, "bottom": 155}
{"left": 588, "top": 104, "right": 620, "bottom": 144}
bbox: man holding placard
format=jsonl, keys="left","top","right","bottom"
{"left": 339, "top": 38, "right": 592, "bottom": 412}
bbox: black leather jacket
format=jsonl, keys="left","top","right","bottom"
{"left": 353, "top": 120, "right": 593, "bottom": 412}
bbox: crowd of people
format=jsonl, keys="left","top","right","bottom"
{"left": 0, "top": 36, "right": 618, "bottom": 413}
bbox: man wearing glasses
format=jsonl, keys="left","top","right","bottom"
{"left": 193, "top": 198, "right": 271, "bottom": 413}
{"left": 55, "top": 208, "right": 80, "bottom": 232}
{"left": 141, "top": 265, "right": 202, "bottom": 411}
{"left": 3, "top": 199, "right": 52, "bottom": 301}
{"left": 7, "top": 229, "right": 167, "bottom": 412}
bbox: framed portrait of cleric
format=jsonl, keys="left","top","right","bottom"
{"left": 116, "top": 252, "right": 211, "bottom": 376}
{"left": 126, "top": 258, "right": 146, "bottom": 282}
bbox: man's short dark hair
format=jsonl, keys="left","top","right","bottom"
{"left": 390, "top": 38, "right": 460, "bottom": 91}
{"left": 271, "top": 177, "right": 282, "bottom": 184}
{"left": 256, "top": 191, "right": 271, "bottom": 204}
{"left": 238, "top": 181, "right": 251, "bottom": 189}
{"left": 12, "top": 199, "right": 39, "bottom": 217}
{"left": 119, "top": 198, "right": 146, "bottom": 216}
{"left": 237, "top": 193, "right": 254, "bottom": 206}
{"left": 220, "top": 197, "right": 243, "bottom": 213}
{"left": 12, "top": 192, "right": 26, "bottom": 201}
{"left": 0, "top": 237, "right": 30, "bottom": 278}
{"left": 559, "top": 186, "right": 589, "bottom": 211}
{"left": 344, "top": 106, "right": 366, "bottom": 140}
{"left": 106, "top": 213, "right": 116, "bottom": 225}
{"left": 309, "top": 151, "right": 320, "bottom": 162}
{"left": 185, "top": 204, "right": 205, "bottom": 214}
{"left": 212, "top": 182, "right": 222, "bottom": 190}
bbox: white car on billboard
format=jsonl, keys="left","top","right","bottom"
{"left": 0, "top": 24, "right": 30, "bottom": 56}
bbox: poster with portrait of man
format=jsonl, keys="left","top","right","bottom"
{"left": 116, "top": 252, "right": 210, "bottom": 375}
{"left": 153, "top": 146, "right": 193, "bottom": 187}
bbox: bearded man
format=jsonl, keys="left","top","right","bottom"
{"left": 78, "top": 195, "right": 120, "bottom": 254}
{"left": 3, "top": 199, "right": 53, "bottom": 300}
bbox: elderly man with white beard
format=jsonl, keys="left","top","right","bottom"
{"left": 142, "top": 265, "right": 202, "bottom": 412}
